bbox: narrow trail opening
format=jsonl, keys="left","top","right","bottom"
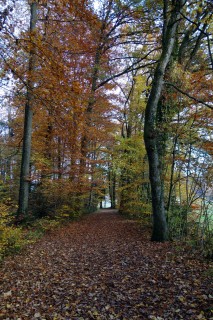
{"left": 0, "top": 210, "right": 212, "bottom": 319}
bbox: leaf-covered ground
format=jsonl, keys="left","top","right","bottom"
{"left": 0, "top": 210, "right": 212, "bottom": 320}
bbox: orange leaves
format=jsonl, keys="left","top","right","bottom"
{"left": 190, "top": 203, "right": 200, "bottom": 210}
{"left": 202, "top": 141, "right": 213, "bottom": 155}
{"left": 71, "top": 80, "right": 81, "bottom": 94}
{"left": 0, "top": 210, "right": 212, "bottom": 319}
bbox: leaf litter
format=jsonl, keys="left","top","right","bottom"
{"left": 0, "top": 210, "right": 212, "bottom": 319}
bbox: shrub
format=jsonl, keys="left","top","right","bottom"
{"left": 0, "top": 203, "right": 26, "bottom": 261}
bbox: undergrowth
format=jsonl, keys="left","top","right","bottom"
{"left": 0, "top": 203, "right": 83, "bottom": 263}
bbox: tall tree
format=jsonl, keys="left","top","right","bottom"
{"left": 17, "top": 1, "right": 37, "bottom": 219}
{"left": 144, "top": 0, "right": 185, "bottom": 241}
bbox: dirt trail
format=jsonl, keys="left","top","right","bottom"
{"left": 0, "top": 210, "right": 212, "bottom": 319}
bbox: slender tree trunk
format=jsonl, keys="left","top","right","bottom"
{"left": 111, "top": 172, "right": 116, "bottom": 209}
{"left": 57, "top": 136, "right": 62, "bottom": 179}
{"left": 80, "top": 1, "right": 113, "bottom": 177}
{"left": 144, "top": 0, "right": 184, "bottom": 241}
{"left": 79, "top": 44, "right": 101, "bottom": 183}
{"left": 167, "top": 134, "right": 178, "bottom": 215}
{"left": 17, "top": 2, "right": 37, "bottom": 219}
{"left": 108, "top": 165, "right": 116, "bottom": 209}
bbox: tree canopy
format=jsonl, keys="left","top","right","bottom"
{"left": 0, "top": 0, "right": 212, "bottom": 253}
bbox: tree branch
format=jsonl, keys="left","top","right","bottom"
{"left": 165, "top": 82, "right": 213, "bottom": 110}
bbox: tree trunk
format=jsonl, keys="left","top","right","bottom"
{"left": 17, "top": 2, "right": 37, "bottom": 219}
{"left": 111, "top": 172, "right": 116, "bottom": 209}
{"left": 144, "top": 0, "right": 184, "bottom": 241}
{"left": 80, "top": 1, "right": 113, "bottom": 178}
{"left": 166, "top": 134, "right": 178, "bottom": 215}
{"left": 108, "top": 166, "right": 116, "bottom": 209}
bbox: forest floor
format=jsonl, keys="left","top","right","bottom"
{"left": 0, "top": 209, "right": 212, "bottom": 320}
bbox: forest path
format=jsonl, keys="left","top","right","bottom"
{"left": 0, "top": 209, "right": 212, "bottom": 319}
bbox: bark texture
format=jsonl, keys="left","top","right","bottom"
{"left": 144, "top": 0, "right": 184, "bottom": 241}
{"left": 18, "top": 2, "right": 37, "bottom": 218}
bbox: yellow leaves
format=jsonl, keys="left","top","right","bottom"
{"left": 169, "top": 62, "right": 191, "bottom": 89}
{"left": 0, "top": 203, "right": 11, "bottom": 226}
{"left": 131, "top": 74, "right": 148, "bottom": 109}
{"left": 3, "top": 291, "right": 12, "bottom": 299}
{"left": 197, "top": 6, "right": 203, "bottom": 14}
{"left": 178, "top": 295, "right": 186, "bottom": 303}
{"left": 0, "top": 203, "right": 27, "bottom": 261}
{"left": 87, "top": 309, "right": 101, "bottom": 318}
{"left": 31, "top": 154, "right": 51, "bottom": 171}
{"left": 0, "top": 225, "right": 25, "bottom": 261}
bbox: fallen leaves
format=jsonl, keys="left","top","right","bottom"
{"left": 0, "top": 210, "right": 212, "bottom": 319}
{"left": 3, "top": 291, "right": 12, "bottom": 299}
